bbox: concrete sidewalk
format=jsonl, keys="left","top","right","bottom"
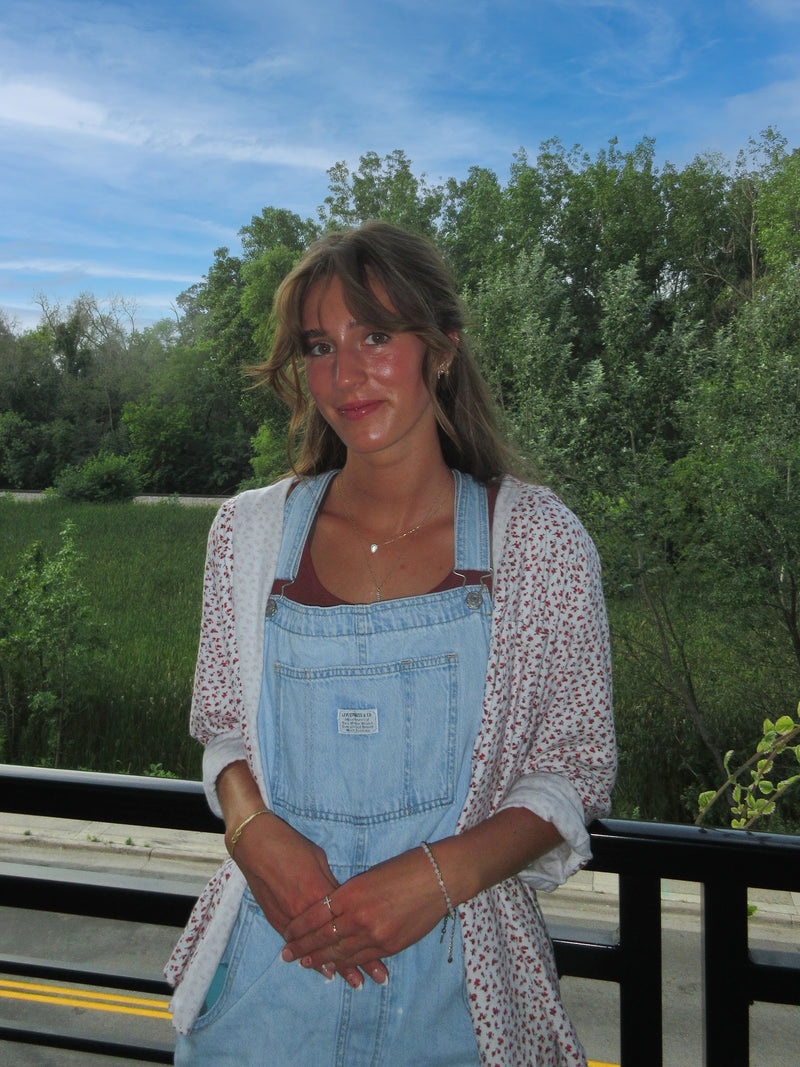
{"left": 2, "top": 812, "right": 799, "bottom": 942}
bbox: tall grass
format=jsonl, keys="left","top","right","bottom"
{"left": 0, "top": 497, "right": 219, "bottom": 778}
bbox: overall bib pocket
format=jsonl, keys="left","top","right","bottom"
{"left": 271, "top": 653, "right": 459, "bottom": 823}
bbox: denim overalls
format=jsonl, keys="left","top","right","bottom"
{"left": 181, "top": 470, "right": 492, "bottom": 1066}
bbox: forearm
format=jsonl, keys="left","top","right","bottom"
{"left": 428, "top": 807, "right": 564, "bottom": 906}
{"left": 216, "top": 760, "right": 274, "bottom": 852}
{"left": 280, "top": 808, "right": 563, "bottom": 972}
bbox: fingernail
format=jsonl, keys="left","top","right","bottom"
{"left": 281, "top": 948, "right": 294, "bottom": 963}
{"left": 321, "top": 963, "right": 336, "bottom": 980}
{"left": 301, "top": 956, "right": 313, "bottom": 969}
{"left": 348, "top": 975, "right": 363, "bottom": 990}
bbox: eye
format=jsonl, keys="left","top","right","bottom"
{"left": 365, "top": 331, "right": 390, "bottom": 346}
{"left": 305, "top": 340, "right": 333, "bottom": 357}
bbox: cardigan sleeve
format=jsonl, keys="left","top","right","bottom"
{"left": 519, "top": 499, "right": 615, "bottom": 821}
{"left": 464, "top": 483, "right": 616, "bottom": 887}
{"left": 188, "top": 498, "right": 250, "bottom": 816}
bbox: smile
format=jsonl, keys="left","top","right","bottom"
{"left": 336, "top": 400, "right": 384, "bottom": 420}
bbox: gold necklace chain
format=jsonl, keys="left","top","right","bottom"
{"left": 337, "top": 477, "right": 449, "bottom": 602}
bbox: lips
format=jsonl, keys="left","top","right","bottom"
{"left": 336, "top": 399, "right": 384, "bottom": 420}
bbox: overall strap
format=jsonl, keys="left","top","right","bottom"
{"left": 452, "top": 470, "right": 491, "bottom": 573}
{"left": 273, "top": 470, "right": 339, "bottom": 582}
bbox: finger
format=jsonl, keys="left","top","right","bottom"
{"left": 304, "top": 957, "right": 364, "bottom": 986}
{"left": 282, "top": 894, "right": 338, "bottom": 943}
{"left": 362, "top": 958, "right": 389, "bottom": 985}
{"left": 336, "top": 964, "right": 365, "bottom": 990}
{"left": 295, "top": 943, "right": 385, "bottom": 974}
{"left": 282, "top": 918, "right": 341, "bottom": 963}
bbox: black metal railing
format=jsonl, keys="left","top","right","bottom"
{"left": 1, "top": 764, "right": 799, "bottom": 1065}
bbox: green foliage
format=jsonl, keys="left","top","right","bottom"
{"left": 0, "top": 521, "right": 101, "bottom": 766}
{"left": 697, "top": 708, "right": 800, "bottom": 828}
{"left": 145, "top": 762, "right": 178, "bottom": 779}
{"left": 469, "top": 245, "right": 576, "bottom": 469}
{"left": 4, "top": 131, "right": 800, "bottom": 822}
{"left": 242, "top": 421, "right": 290, "bottom": 488}
{"left": 0, "top": 411, "right": 57, "bottom": 489}
{"left": 319, "top": 150, "right": 443, "bottom": 235}
{"left": 0, "top": 499, "right": 212, "bottom": 777}
{"left": 758, "top": 149, "right": 800, "bottom": 271}
{"left": 55, "top": 451, "right": 140, "bottom": 503}
{"left": 122, "top": 344, "right": 252, "bottom": 494}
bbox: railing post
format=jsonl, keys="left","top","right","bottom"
{"left": 702, "top": 879, "right": 749, "bottom": 1066}
{"left": 618, "top": 873, "right": 662, "bottom": 1066}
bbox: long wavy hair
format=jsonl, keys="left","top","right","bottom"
{"left": 253, "top": 220, "right": 517, "bottom": 484}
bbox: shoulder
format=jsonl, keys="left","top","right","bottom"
{"left": 497, "top": 476, "right": 592, "bottom": 542}
{"left": 204, "top": 477, "right": 294, "bottom": 563}
{"left": 495, "top": 476, "right": 601, "bottom": 578}
{"left": 214, "top": 477, "right": 295, "bottom": 528}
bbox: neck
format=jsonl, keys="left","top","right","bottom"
{"left": 336, "top": 453, "right": 453, "bottom": 533}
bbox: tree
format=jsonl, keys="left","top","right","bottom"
{"left": 440, "top": 166, "right": 507, "bottom": 294}
{"left": 757, "top": 147, "right": 800, "bottom": 272}
{"left": 660, "top": 151, "right": 732, "bottom": 327}
{"left": 0, "top": 412, "right": 57, "bottom": 489}
{"left": 239, "top": 205, "right": 318, "bottom": 260}
{"left": 673, "top": 265, "right": 800, "bottom": 677}
{"left": 468, "top": 245, "right": 575, "bottom": 469}
{"left": 318, "top": 150, "right": 443, "bottom": 235}
{"left": 122, "top": 343, "right": 252, "bottom": 494}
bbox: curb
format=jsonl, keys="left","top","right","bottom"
{"left": 2, "top": 821, "right": 799, "bottom": 935}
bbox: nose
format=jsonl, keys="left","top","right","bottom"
{"left": 332, "top": 338, "right": 366, "bottom": 389}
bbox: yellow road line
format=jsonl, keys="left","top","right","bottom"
{"left": 588, "top": 1062, "right": 619, "bottom": 1067}
{"left": 0, "top": 979, "right": 171, "bottom": 1020}
{"left": 0, "top": 981, "right": 616, "bottom": 1060}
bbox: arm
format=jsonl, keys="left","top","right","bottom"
{"left": 218, "top": 760, "right": 389, "bottom": 988}
{"left": 189, "top": 501, "right": 249, "bottom": 816}
{"left": 281, "top": 807, "right": 563, "bottom": 970}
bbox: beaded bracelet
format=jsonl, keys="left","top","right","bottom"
{"left": 421, "top": 841, "right": 457, "bottom": 963}
{"left": 227, "top": 808, "right": 270, "bottom": 858}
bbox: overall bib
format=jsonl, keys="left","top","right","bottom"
{"left": 179, "top": 470, "right": 492, "bottom": 1066}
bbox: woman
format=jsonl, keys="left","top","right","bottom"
{"left": 166, "top": 221, "right": 616, "bottom": 1065}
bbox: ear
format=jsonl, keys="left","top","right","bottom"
{"left": 440, "top": 331, "right": 460, "bottom": 370}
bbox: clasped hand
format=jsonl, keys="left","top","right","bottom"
{"left": 280, "top": 849, "right": 447, "bottom": 976}
{"left": 233, "top": 813, "right": 446, "bottom": 991}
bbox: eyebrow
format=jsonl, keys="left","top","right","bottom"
{"left": 302, "top": 319, "right": 362, "bottom": 340}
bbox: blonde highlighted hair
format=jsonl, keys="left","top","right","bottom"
{"left": 253, "top": 220, "right": 516, "bottom": 483}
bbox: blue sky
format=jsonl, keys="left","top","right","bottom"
{"left": 2, "top": 0, "right": 799, "bottom": 331}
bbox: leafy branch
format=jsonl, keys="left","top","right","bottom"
{"left": 696, "top": 705, "right": 800, "bottom": 829}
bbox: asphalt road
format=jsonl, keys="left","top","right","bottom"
{"left": 2, "top": 891, "right": 799, "bottom": 1065}
{"left": 1, "top": 819, "right": 798, "bottom": 1065}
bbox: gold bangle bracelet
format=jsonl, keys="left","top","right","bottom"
{"left": 228, "top": 808, "right": 270, "bottom": 857}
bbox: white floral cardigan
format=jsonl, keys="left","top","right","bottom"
{"left": 165, "top": 475, "right": 616, "bottom": 1066}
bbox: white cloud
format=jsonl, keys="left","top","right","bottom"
{"left": 0, "top": 76, "right": 333, "bottom": 169}
{"left": 0, "top": 258, "right": 198, "bottom": 284}
{"left": 725, "top": 75, "right": 800, "bottom": 132}
{"left": 0, "top": 82, "right": 107, "bottom": 131}
{"left": 749, "top": 0, "right": 800, "bottom": 20}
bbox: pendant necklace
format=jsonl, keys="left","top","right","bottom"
{"left": 337, "top": 477, "right": 449, "bottom": 601}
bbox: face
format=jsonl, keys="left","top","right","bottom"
{"left": 302, "top": 275, "right": 442, "bottom": 464}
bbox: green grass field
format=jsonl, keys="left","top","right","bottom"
{"left": 0, "top": 497, "right": 219, "bottom": 778}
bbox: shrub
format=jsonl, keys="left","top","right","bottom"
{"left": 55, "top": 452, "right": 140, "bottom": 503}
{"left": 0, "top": 521, "right": 103, "bottom": 766}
